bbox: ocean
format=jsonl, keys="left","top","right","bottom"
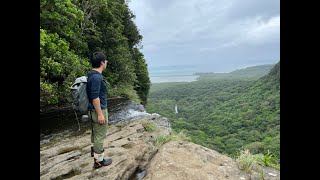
{"left": 147, "top": 62, "right": 271, "bottom": 83}
{"left": 148, "top": 65, "right": 200, "bottom": 83}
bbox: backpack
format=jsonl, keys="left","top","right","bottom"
{"left": 71, "top": 75, "right": 89, "bottom": 114}
{"left": 70, "top": 72, "right": 106, "bottom": 130}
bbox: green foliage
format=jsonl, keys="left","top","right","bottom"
{"left": 41, "top": 0, "right": 87, "bottom": 55}
{"left": 263, "top": 61, "right": 280, "bottom": 81}
{"left": 257, "top": 150, "right": 273, "bottom": 166}
{"left": 236, "top": 148, "right": 280, "bottom": 177}
{"left": 108, "top": 84, "right": 140, "bottom": 103}
{"left": 154, "top": 130, "right": 191, "bottom": 147}
{"left": 89, "top": 0, "right": 138, "bottom": 88}
{"left": 121, "top": 3, "right": 143, "bottom": 49}
{"left": 146, "top": 63, "right": 280, "bottom": 163}
{"left": 236, "top": 149, "right": 259, "bottom": 174}
{"left": 244, "top": 142, "right": 265, "bottom": 154}
{"left": 142, "top": 122, "right": 156, "bottom": 132}
{"left": 154, "top": 135, "right": 171, "bottom": 147}
{"left": 170, "top": 130, "right": 191, "bottom": 142}
{"left": 256, "top": 150, "right": 280, "bottom": 170}
{"left": 40, "top": 28, "right": 90, "bottom": 106}
{"left": 189, "top": 130, "right": 210, "bottom": 146}
{"left": 40, "top": 0, "right": 150, "bottom": 108}
{"left": 270, "top": 163, "right": 280, "bottom": 171}
{"left": 40, "top": 81, "right": 59, "bottom": 105}
{"left": 132, "top": 48, "right": 151, "bottom": 105}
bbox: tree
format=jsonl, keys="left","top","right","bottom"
{"left": 40, "top": 29, "right": 90, "bottom": 106}
{"left": 132, "top": 48, "right": 150, "bottom": 105}
{"left": 40, "top": 0, "right": 151, "bottom": 107}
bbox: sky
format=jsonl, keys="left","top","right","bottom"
{"left": 128, "top": 0, "right": 280, "bottom": 73}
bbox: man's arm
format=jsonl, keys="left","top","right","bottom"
{"left": 92, "top": 97, "right": 105, "bottom": 124}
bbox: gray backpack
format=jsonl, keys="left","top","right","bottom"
{"left": 70, "top": 76, "right": 89, "bottom": 130}
{"left": 71, "top": 75, "right": 89, "bottom": 114}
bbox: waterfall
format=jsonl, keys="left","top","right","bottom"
{"left": 175, "top": 104, "right": 178, "bottom": 114}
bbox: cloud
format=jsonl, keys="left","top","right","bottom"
{"left": 130, "top": 1, "right": 230, "bottom": 42}
{"left": 246, "top": 15, "right": 280, "bottom": 45}
{"left": 202, "top": 15, "right": 280, "bottom": 51}
{"left": 128, "top": 0, "right": 280, "bottom": 68}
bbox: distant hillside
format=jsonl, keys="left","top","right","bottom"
{"left": 261, "top": 62, "right": 280, "bottom": 81}
{"left": 146, "top": 62, "right": 280, "bottom": 163}
{"left": 231, "top": 64, "right": 275, "bottom": 76}
{"left": 196, "top": 64, "right": 275, "bottom": 81}
{"left": 214, "top": 61, "right": 280, "bottom": 158}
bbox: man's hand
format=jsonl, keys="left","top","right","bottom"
{"left": 97, "top": 114, "right": 105, "bottom": 124}
{"left": 93, "top": 98, "right": 105, "bottom": 124}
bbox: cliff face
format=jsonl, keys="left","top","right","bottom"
{"left": 40, "top": 100, "right": 279, "bottom": 180}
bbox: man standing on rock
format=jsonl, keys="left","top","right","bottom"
{"left": 87, "top": 52, "right": 112, "bottom": 168}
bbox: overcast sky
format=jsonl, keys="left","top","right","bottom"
{"left": 128, "top": 0, "right": 280, "bottom": 73}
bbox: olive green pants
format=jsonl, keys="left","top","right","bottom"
{"left": 88, "top": 109, "right": 108, "bottom": 154}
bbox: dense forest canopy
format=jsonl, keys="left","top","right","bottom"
{"left": 40, "top": 0, "right": 151, "bottom": 109}
{"left": 146, "top": 62, "right": 280, "bottom": 163}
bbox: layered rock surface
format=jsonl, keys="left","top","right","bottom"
{"left": 40, "top": 100, "right": 279, "bottom": 180}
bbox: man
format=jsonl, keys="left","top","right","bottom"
{"left": 87, "top": 52, "right": 112, "bottom": 168}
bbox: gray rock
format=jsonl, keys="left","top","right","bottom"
{"left": 40, "top": 99, "right": 279, "bottom": 180}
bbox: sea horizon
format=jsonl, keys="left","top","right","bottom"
{"left": 148, "top": 65, "right": 200, "bottom": 83}
{"left": 148, "top": 62, "right": 276, "bottom": 83}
